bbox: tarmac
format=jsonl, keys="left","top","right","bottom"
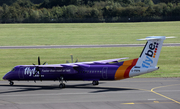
{"left": 0, "top": 78, "right": 180, "bottom": 109}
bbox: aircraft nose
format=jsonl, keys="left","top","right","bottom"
{"left": 3, "top": 74, "right": 7, "bottom": 80}
{"left": 3, "top": 72, "right": 11, "bottom": 80}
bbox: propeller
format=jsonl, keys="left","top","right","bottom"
{"left": 66, "top": 54, "right": 78, "bottom": 63}
{"left": 33, "top": 56, "right": 46, "bottom": 80}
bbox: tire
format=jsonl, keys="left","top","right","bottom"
{"left": 59, "top": 83, "right": 65, "bottom": 88}
{"left": 9, "top": 81, "right": 14, "bottom": 86}
{"left": 92, "top": 81, "right": 99, "bottom": 85}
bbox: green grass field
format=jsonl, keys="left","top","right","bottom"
{"left": 0, "top": 22, "right": 179, "bottom": 46}
{"left": 0, "top": 22, "right": 180, "bottom": 80}
{"left": 0, "top": 46, "right": 180, "bottom": 80}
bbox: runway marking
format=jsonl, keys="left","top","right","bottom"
{"left": 100, "top": 84, "right": 180, "bottom": 105}
{"left": 118, "top": 83, "right": 180, "bottom": 105}
{"left": 151, "top": 84, "right": 180, "bottom": 105}
{"left": 122, "top": 103, "right": 135, "bottom": 104}
{"left": 153, "top": 101, "right": 159, "bottom": 103}
{"left": 122, "top": 101, "right": 174, "bottom": 105}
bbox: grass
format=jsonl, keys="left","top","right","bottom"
{"left": 0, "top": 46, "right": 180, "bottom": 80}
{"left": 0, "top": 22, "right": 180, "bottom": 80}
{"left": 0, "top": 21, "right": 180, "bottom": 46}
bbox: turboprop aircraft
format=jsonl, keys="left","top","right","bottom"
{"left": 3, "top": 36, "right": 170, "bottom": 88}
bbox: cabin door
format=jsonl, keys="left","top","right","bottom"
{"left": 102, "top": 67, "right": 108, "bottom": 79}
{"left": 18, "top": 67, "right": 24, "bottom": 79}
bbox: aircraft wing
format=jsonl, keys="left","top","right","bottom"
{"left": 32, "top": 57, "right": 128, "bottom": 68}
{"left": 75, "top": 57, "right": 128, "bottom": 64}
{"left": 36, "top": 64, "right": 78, "bottom": 68}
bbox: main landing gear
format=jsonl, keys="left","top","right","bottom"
{"left": 59, "top": 83, "right": 65, "bottom": 88}
{"left": 92, "top": 81, "right": 99, "bottom": 85}
{"left": 9, "top": 81, "right": 14, "bottom": 86}
{"left": 59, "top": 77, "right": 65, "bottom": 88}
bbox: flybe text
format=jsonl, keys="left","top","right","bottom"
{"left": 142, "top": 42, "right": 159, "bottom": 68}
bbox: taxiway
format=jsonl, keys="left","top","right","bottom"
{"left": 0, "top": 78, "right": 180, "bottom": 109}
{"left": 0, "top": 43, "right": 180, "bottom": 49}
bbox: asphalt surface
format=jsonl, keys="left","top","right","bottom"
{"left": 0, "top": 78, "right": 180, "bottom": 109}
{"left": 0, "top": 43, "right": 180, "bottom": 49}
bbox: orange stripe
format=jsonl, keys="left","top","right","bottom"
{"left": 114, "top": 58, "right": 138, "bottom": 80}
{"left": 115, "top": 65, "right": 129, "bottom": 80}
{"left": 124, "top": 59, "right": 138, "bottom": 78}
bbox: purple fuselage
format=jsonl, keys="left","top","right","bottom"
{"left": 3, "top": 62, "right": 124, "bottom": 81}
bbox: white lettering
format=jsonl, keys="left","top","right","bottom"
{"left": 24, "top": 67, "right": 38, "bottom": 77}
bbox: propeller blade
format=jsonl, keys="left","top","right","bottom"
{"left": 33, "top": 56, "right": 45, "bottom": 80}
{"left": 66, "top": 55, "right": 79, "bottom": 63}
{"left": 75, "top": 59, "right": 78, "bottom": 63}
{"left": 66, "top": 60, "right": 69, "bottom": 63}
{"left": 71, "top": 55, "right": 73, "bottom": 63}
{"left": 34, "top": 66, "right": 42, "bottom": 81}
{"left": 34, "top": 66, "right": 39, "bottom": 76}
{"left": 38, "top": 56, "right": 41, "bottom": 65}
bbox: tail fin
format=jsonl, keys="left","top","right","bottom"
{"left": 135, "top": 36, "right": 166, "bottom": 68}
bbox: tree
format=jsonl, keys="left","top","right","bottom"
{"left": 51, "top": 6, "right": 63, "bottom": 19}
{"left": 29, "top": 9, "right": 41, "bottom": 22}
{"left": 40, "top": 0, "right": 51, "bottom": 8}
{"left": 144, "top": 0, "right": 154, "bottom": 6}
{"left": 2, "top": 4, "right": 11, "bottom": 22}
{"left": 9, "top": 6, "right": 16, "bottom": 22}
{"left": 14, "top": 0, "right": 34, "bottom": 8}
{"left": 172, "top": 5, "right": 180, "bottom": 16}
{"left": 63, "top": 5, "right": 78, "bottom": 18}
{"left": 0, "top": 6, "right": 3, "bottom": 22}
{"left": 0, "top": 0, "right": 17, "bottom": 6}
{"left": 91, "top": 8, "right": 99, "bottom": 18}
{"left": 42, "top": 8, "right": 51, "bottom": 21}
{"left": 160, "top": 0, "right": 180, "bottom": 5}
{"left": 22, "top": 10, "right": 29, "bottom": 19}
{"left": 145, "top": 6, "right": 155, "bottom": 17}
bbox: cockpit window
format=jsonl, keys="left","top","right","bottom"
{"left": 11, "top": 68, "right": 15, "bottom": 72}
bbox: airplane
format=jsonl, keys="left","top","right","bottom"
{"left": 2, "top": 36, "right": 171, "bottom": 88}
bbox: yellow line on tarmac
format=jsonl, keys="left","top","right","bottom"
{"left": 99, "top": 84, "right": 180, "bottom": 105}
{"left": 122, "top": 103, "right": 135, "bottom": 104}
{"left": 151, "top": 84, "right": 180, "bottom": 105}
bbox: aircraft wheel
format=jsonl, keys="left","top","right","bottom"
{"left": 9, "top": 81, "right": 14, "bottom": 86}
{"left": 59, "top": 83, "right": 65, "bottom": 88}
{"left": 92, "top": 81, "right": 99, "bottom": 85}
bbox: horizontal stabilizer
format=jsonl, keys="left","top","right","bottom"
{"left": 137, "top": 36, "right": 165, "bottom": 41}
{"left": 137, "top": 36, "right": 175, "bottom": 41}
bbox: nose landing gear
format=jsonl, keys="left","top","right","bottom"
{"left": 9, "top": 81, "right": 14, "bottom": 86}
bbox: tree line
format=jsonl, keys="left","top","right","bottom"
{"left": 0, "top": 0, "right": 180, "bottom": 23}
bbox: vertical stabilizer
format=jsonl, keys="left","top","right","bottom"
{"left": 135, "top": 36, "right": 166, "bottom": 68}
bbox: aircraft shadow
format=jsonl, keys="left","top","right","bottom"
{"left": 0, "top": 82, "right": 136, "bottom": 94}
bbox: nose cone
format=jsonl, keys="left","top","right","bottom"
{"left": 3, "top": 72, "right": 12, "bottom": 80}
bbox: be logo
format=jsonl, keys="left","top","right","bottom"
{"left": 142, "top": 42, "right": 159, "bottom": 68}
